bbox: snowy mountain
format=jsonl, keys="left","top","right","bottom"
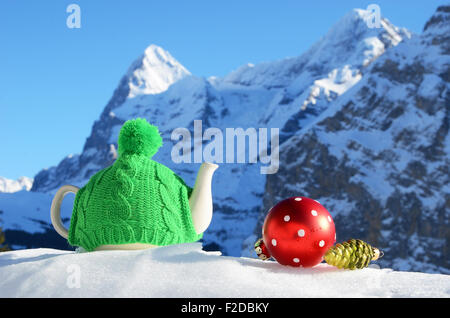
{"left": 0, "top": 243, "right": 448, "bottom": 297}
{"left": 0, "top": 177, "right": 33, "bottom": 193}
{"left": 30, "top": 9, "right": 410, "bottom": 195}
{"left": 256, "top": 5, "right": 450, "bottom": 274}
{"left": 2, "top": 7, "right": 447, "bottom": 274}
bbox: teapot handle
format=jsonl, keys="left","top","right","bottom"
{"left": 50, "top": 185, "right": 79, "bottom": 239}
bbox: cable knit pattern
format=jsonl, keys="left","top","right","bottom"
{"left": 67, "top": 119, "right": 201, "bottom": 251}
{"left": 68, "top": 155, "right": 201, "bottom": 251}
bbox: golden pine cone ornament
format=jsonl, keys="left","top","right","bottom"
{"left": 324, "top": 239, "right": 383, "bottom": 270}
{"left": 254, "top": 238, "right": 271, "bottom": 260}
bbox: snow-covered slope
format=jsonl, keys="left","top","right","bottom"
{"left": 0, "top": 243, "right": 448, "bottom": 297}
{"left": 0, "top": 177, "right": 33, "bottom": 193}
{"left": 23, "top": 8, "right": 411, "bottom": 259}
{"left": 258, "top": 5, "right": 450, "bottom": 274}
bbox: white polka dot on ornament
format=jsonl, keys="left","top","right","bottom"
{"left": 298, "top": 229, "right": 305, "bottom": 237}
{"left": 294, "top": 197, "right": 302, "bottom": 201}
{"left": 328, "top": 216, "right": 332, "bottom": 222}
{"left": 271, "top": 239, "right": 277, "bottom": 246}
{"left": 311, "top": 210, "right": 318, "bottom": 216}
{"left": 284, "top": 215, "right": 290, "bottom": 222}
{"left": 293, "top": 258, "right": 300, "bottom": 263}
{"left": 319, "top": 240, "right": 325, "bottom": 247}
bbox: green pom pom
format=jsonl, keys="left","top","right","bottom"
{"left": 118, "top": 118, "right": 162, "bottom": 157}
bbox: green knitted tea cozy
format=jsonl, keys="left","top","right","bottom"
{"left": 68, "top": 118, "right": 202, "bottom": 251}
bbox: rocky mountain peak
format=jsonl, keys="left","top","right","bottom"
{"left": 305, "top": 8, "right": 411, "bottom": 68}
{"left": 126, "top": 44, "right": 191, "bottom": 98}
{"left": 223, "top": 8, "right": 411, "bottom": 88}
{"left": 423, "top": 5, "right": 450, "bottom": 33}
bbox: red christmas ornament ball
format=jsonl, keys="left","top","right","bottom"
{"left": 262, "top": 196, "right": 336, "bottom": 268}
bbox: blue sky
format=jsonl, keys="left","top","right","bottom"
{"left": 0, "top": 0, "right": 446, "bottom": 180}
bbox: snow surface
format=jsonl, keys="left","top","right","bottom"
{"left": 0, "top": 177, "right": 33, "bottom": 193}
{"left": 0, "top": 243, "right": 448, "bottom": 298}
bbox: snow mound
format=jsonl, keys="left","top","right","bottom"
{"left": 0, "top": 243, "right": 448, "bottom": 297}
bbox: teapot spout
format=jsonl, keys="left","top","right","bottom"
{"left": 189, "top": 162, "right": 218, "bottom": 234}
